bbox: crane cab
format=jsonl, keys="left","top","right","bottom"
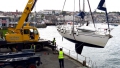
{"left": 5, "top": 23, "right": 39, "bottom": 43}
{"left": 22, "top": 26, "right": 39, "bottom": 42}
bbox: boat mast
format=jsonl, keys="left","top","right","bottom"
{"left": 72, "top": 0, "right": 76, "bottom": 41}
{"left": 82, "top": 0, "right": 85, "bottom": 25}
{"left": 73, "top": 0, "right": 75, "bottom": 30}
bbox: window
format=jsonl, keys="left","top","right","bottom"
{"left": 24, "top": 29, "right": 29, "bottom": 34}
{"left": 2, "top": 18, "right": 6, "bottom": 20}
{"left": 2, "top": 23, "right": 6, "bottom": 26}
{"left": 33, "top": 29, "right": 38, "bottom": 35}
{"left": 29, "top": 29, "right": 33, "bottom": 32}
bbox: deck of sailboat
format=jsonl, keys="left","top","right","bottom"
{"left": 36, "top": 47, "right": 87, "bottom": 68}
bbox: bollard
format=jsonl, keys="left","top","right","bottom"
{"left": 83, "top": 60, "right": 86, "bottom": 66}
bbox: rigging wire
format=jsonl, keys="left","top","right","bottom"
{"left": 87, "top": 0, "right": 96, "bottom": 29}
{"left": 105, "top": 9, "right": 111, "bottom": 37}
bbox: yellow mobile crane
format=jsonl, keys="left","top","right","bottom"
{"left": 0, "top": 0, "right": 54, "bottom": 51}
{"left": 6, "top": 0, "right": 39, "bottom": 42}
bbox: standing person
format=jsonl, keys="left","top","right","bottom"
{"left": 52, "top": 38, "right": 56, "bottom": 46}
{"left": 58, "top": 48, "right": 64, "bottom": 68}
{"left": 52, "top": 38, "right": 57, "bottom": 53}
{"left": 30, "top": 44, "right": 36, "bottom": 52}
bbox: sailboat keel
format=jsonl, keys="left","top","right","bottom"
{"left": 75, "top": 43, "right": 84, "bottom": 54}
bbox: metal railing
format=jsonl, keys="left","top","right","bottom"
{"left": 56, "top": 44, "right": 97, "bottom": 68}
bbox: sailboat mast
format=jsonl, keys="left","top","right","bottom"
{"left": 73, "top": 0, "right": 75, "bottom": 27}
{"left": 72, "top": 0, "right": 76, "bottom": 41}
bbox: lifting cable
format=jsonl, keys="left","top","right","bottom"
{"left": 61, "top": 0, "right": 67, "bottom": 41}
{"left": 62, "top": 0, "right": 67, "bottom": 12}
{"left": 72, "top": 0, "right": 76, "bottom": 41}
{"left": 34, "top": 3, "right": 37, "bottom": 27}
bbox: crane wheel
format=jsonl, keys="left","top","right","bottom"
{"left": 28, "top": 64, "right": 36, "bottom": 68}
{"left": 25, "top": 44, "right": 31, "bottom": 49}
{"left": 35, "top": 44, "right": 43, "bottom": 52}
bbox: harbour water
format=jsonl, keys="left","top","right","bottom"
{"left": 38, "top": 25, "right": 120, "bottom": 68}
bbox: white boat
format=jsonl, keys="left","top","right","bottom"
{"left": 57, "top": 22, "right": 113, "bottom": 47}
{"left": 57, "top": 22, "right": 115, "bottom": 54}
{"left": 57, "top": 0, "right": 115, "bottom": 54}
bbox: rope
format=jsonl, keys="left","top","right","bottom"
{"left": 62, "top": 0, "right": 67, "bottom": 12}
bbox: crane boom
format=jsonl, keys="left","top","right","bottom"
{"left": 15, "top": 0, "right": 37, "bottom": 30}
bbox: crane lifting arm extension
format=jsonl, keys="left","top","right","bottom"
{"left": 15, "top": 0, "right": 37, "bottom": 30}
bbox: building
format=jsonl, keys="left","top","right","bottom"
{"left": 0, "top": 15, "right": 10, "bottom": 27}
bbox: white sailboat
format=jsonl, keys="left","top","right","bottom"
{"left": 57, "top": 0, "right": 113, "bottom": 54}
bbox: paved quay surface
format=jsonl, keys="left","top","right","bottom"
{"left": 36, "top": 47, "right": 87, "bottom": 68}
{"left": 0, "top": 48, "right": 88, "bottom": 68}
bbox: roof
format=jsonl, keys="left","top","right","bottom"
{"left": 0, "top": 15, "right": 10, "bottom": 18}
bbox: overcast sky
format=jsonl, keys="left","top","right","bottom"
{"left": 0, "top": 0, "right": 119, "bottom": 12}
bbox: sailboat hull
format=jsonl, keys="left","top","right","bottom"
{"left": 57, "top": 26, "right": 110, "bottom": 47}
